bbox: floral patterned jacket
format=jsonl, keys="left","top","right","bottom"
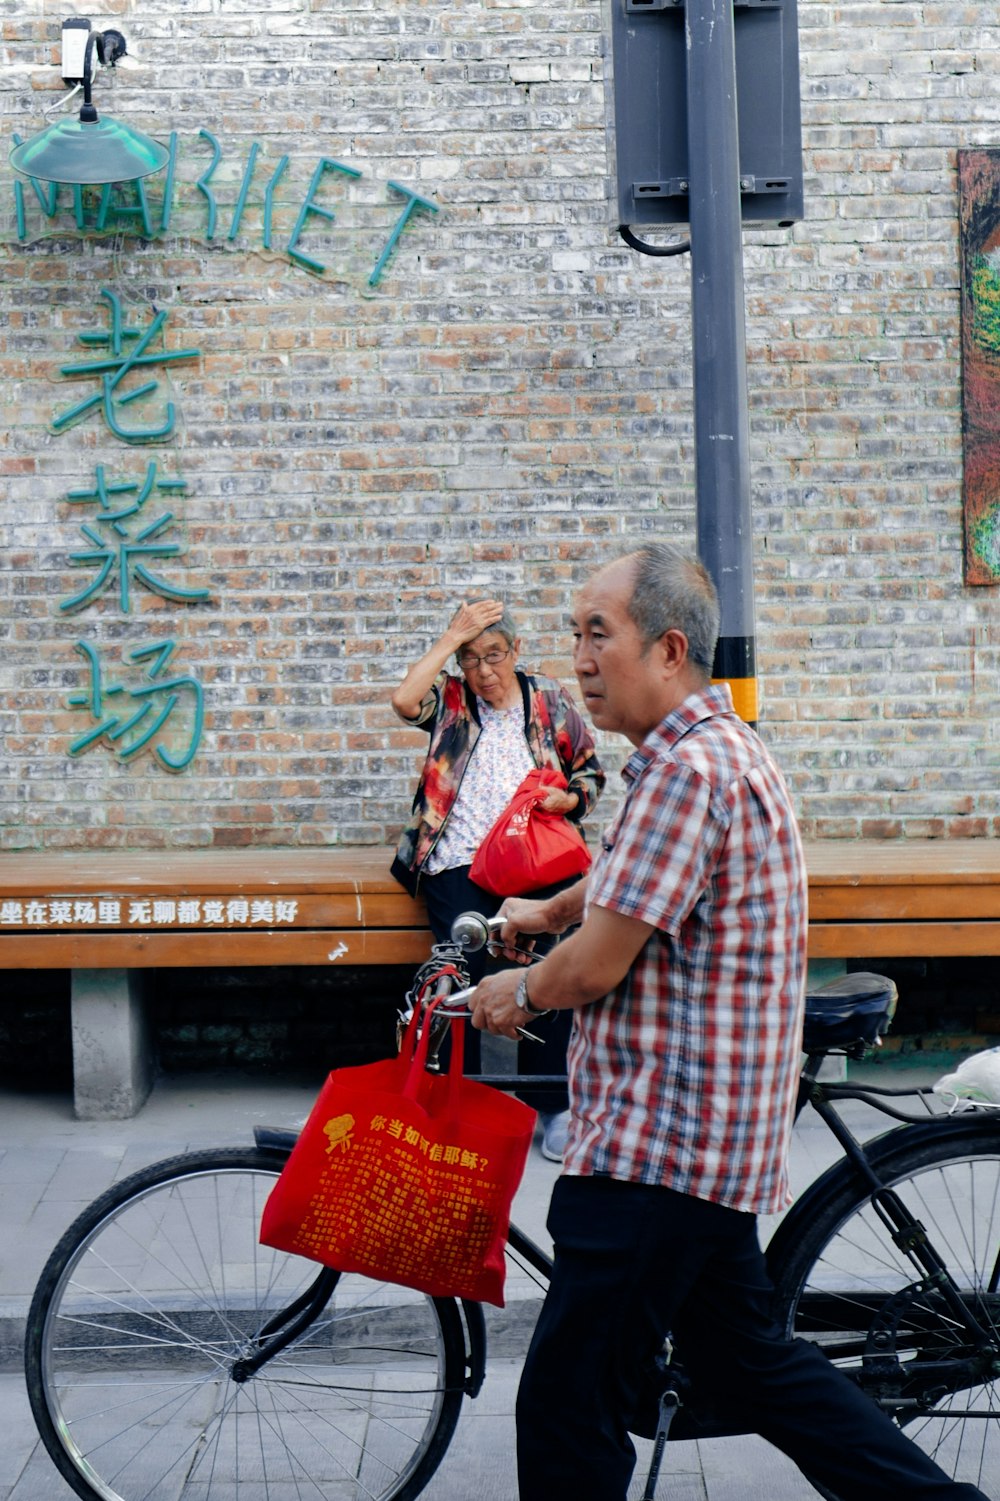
{"left": 391, "top": 669, "right": 605, "bottom": 895}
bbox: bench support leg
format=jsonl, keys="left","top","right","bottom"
{"left": 71, "top": 969, "right": 155, "bottom": 1120}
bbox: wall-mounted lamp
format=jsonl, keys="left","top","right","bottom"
{"left": 9, "top": 19, "right": 169, "bottom": 187}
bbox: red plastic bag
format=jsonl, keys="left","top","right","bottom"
{"left": 259, "top": 1003, "right": 536, "bottom": 1306}
{"left": 469, "top": 767, "right": 592, "bottom": 898}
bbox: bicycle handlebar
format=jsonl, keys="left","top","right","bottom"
{"left": 428, "top": 987, "right": 477, "bottom": 1015}
{"left": 450, "top": 910, "right": 543, "bottom": 965}
{"left": 399, "top": 932, "right": 549, "bottom": 1053}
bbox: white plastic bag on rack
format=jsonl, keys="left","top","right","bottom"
{"left": 933, "top": 1048, "right": 1000, "bottom": 1109}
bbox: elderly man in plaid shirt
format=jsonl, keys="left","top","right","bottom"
{"left": 472, "top": 544, "right": 988, "bottom": 1501}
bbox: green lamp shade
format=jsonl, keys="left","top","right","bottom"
{"left": 9, "top": 114, "right": 169, "bottom": 186}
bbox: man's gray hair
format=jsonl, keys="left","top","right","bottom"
{"left": 624, "top": 544, "right": 720, "bottom": 675}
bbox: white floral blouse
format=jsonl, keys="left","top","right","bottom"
{"left": 424, "top": 699, "right": 535, "bottom": 873}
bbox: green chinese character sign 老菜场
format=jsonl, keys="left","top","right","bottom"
{"left": 52, "top": 290, "right": 210, "bottom": 772}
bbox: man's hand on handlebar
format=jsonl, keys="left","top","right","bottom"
{"left": 470, "top": 968, "right": 526, "bottom": 1042}
{"left": 489, "top": 880, "right": 585, "bottom": 961}
{"left": 487, "top": 896, "right": 551, "bottom": 964}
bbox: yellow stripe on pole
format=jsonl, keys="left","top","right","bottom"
{"left": 713, "top": 676, "right": 758, "bottom": 726}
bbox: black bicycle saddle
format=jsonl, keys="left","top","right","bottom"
{"left": 802, "top": 972, "right": 898, "bottom": 1056}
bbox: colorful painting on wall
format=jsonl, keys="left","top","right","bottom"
{"left": 959, "top": 149, "right": 1000, "bottom": 585}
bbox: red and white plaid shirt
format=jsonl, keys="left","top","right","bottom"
{"left": 563, "top": 684, "right": 808, "bottom": 1215}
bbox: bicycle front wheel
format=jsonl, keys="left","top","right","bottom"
{"left": 769, "top": 1118, "right": 1000, "bottom": 1494}
{"left": 25, "top": 1148, "right": 465, "bottom": 1501}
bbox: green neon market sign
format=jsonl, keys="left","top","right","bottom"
{"left": 9, "top": 129, "right": 440, "bottom": 288}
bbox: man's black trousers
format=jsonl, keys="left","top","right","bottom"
{"left": 516, "top": 1174, "right": 991, "bottom": 1501}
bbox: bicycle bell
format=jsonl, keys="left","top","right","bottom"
{"left": 450, "top": 911, "right": 504, "bottom": 952}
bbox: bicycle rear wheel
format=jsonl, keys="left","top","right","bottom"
{"left": 25, "top": 1148, "right": 465, "bottom": 1501}
{"left": 768, "top": 1117, "right": 1000, "bottom": 1495}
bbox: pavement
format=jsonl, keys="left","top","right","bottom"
{"left": 0, "top": 1059, "right": 993, "bottom": 1501}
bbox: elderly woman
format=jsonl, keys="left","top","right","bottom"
{"left": 390, "top": 597, "right": 604, "bottom": 1160}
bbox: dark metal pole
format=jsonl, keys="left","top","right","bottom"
{"left": 685, "top": 0, "right": 758, "bottom": 726}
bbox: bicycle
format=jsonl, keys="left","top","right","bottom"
{"left": 23, "top": 920, "right": 1000, "bottom": 1501}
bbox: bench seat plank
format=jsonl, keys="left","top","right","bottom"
{"left": 0, "top": 928, "right": 432, "bottom": 969}
{"left": 1, "top": 850, "right": 412, "bottom": 898}
{"left": 805, "top": 841, "right": 1000, "bottom": 923}
{"left": 808, "top": 921, "right": 1000, "bottom": 959}
{"left": 804, "top": 841, "right": 1000, "bottom": 885}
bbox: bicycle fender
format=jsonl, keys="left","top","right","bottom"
{"left": 460, "top": 1298, "right": 488, "bottom": 1398}
{"left": 765, "top": 1112, "right": 1000, "bottom": 1276}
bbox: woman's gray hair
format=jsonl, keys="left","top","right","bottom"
{"left": 454, "top": 601, "right": 518, "bottom": 659}
{"left": 624, "top": 544, "right": 720, "bottom": 675}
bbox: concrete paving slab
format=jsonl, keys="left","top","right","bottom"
{"left": 0, "top": 1150, "right": 60, "bottom": 1191}
{"left": 421, "top": 1362, "right": 712, "bottom": 1501}
{"left": 697, "top": 1434, "right": 829, "bottom": 1500}
{"left": 0, "top": 1377, "right": 78, "bottom": 1501}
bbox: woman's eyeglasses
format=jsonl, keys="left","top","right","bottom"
{"left": 457, "top": 648, "right": 512, "bottom": 671}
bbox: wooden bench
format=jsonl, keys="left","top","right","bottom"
{"left": 0, "top": 851, "right": 430, "bottom": 1119}
{"left": 3, "top": 842, "right": 1000, "bottom": 1117}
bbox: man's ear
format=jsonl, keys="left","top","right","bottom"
{"left": 658, "top": 628, "right": 689, "bottom": 676}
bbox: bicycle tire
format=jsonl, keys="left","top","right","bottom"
{"left": 767, "top": 1115, "right": 1000, "bottom": 1495}
{"left": 24, "top": 1147, "right": 466, "bottom": 1501}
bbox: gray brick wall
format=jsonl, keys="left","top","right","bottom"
{"left": 2, "top": 0, "right": 999, "bottom": 850}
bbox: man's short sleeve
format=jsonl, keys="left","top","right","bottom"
{"left": 589, "top": 760, "right": 724, "bottom": 936}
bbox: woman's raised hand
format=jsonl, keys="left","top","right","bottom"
{"left": 391, "top": 597, "right": 507, "bottom": 719}
{"left": 446, "top": 598, "right": 505, "bottom": 647}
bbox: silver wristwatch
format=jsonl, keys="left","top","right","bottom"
{"left": 515, "top": 972, "right": 546, "bottom": 1017}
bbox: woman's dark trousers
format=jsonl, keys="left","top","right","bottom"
{"left": 419, "top": 863, "right": 571, "bottom": 1115}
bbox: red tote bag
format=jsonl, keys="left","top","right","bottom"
{"left": 259, "top": 1002, "right": 536, "bottom": 1306}
{"left": 469, "top": 766, "right": 592, "bottom": 898}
